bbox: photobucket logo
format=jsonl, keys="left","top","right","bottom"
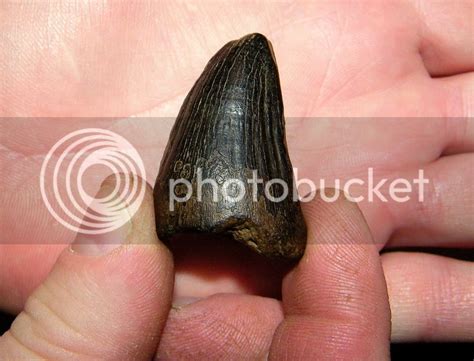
{"left": 169, "top": 167, "right": 429, "bottom": 211}
{"left": 40, "top": 128, "right": 146, "bottom": 234}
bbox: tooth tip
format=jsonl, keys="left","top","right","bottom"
{"left": 241, "top": 32, "right": 269, "bottom": 42}
{"left": 237, "top": 33, "right": 272, "bottom": 51}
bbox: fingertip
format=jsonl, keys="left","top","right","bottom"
{"left": 0, "top": 173, "right": 174, "bottom": 360}
{"left": 301, "top": 188, "right": 372, "bottom": 247}
{"left": 273, "top": 188, "right": 391, "bottom": 359}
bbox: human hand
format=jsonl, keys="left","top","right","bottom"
{"left": 0, "top": 175, "right": 175, "bottom": 359}
{"left": 0, "top": 174, "right": 390, "bottom": 360}
{"left": 157, "top": 191, "right": 392, "bottom": 360}
{"left": 1, "top": 0, "right": 473, "bottom": 347}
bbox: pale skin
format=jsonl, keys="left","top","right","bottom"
{"left": 0, "top": 1, "right": 473, "bottom": 360}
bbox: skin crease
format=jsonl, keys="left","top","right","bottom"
{"left": 0, "top": 0, "right": 473, "bottom": 358}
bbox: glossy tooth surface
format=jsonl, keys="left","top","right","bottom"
{"left": 154, "top": 33, "right": 307, "bottom": 259}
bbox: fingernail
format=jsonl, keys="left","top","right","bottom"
{"left": 71, "top": 176, "right": 133, "bottom": 256}
{"left": 172, "top": 297, "right": 201, "bottom": 309}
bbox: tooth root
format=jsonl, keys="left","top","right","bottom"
{"left": 154, "top": 33, "right": 307, "bottom": 259}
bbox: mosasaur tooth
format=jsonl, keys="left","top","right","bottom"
{"left": 154, "top": 33, "right": 307, "bottom": 259}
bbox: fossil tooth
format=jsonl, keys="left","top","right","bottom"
{"left": 154, "top": 33, "right": 307, "bottom": 259}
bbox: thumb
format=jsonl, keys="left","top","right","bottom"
{"left": 0, "top": 174, "right": 174, "bottom": 360}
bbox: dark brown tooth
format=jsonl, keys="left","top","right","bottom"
{"left": 153, "top": 33, "right": 307, "bottom": 260}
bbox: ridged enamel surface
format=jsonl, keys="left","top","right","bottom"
{"left": 154, "top": 33, "right": 307, "bottom": 259}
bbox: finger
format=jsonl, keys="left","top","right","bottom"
{"left": 0, "top": 117, "right": 168, "bottom": 312}
{"left": 438, "top": 74, "right": 474, "bottom": 153}
{"left": 0, "top": 174, "right": 174, "bottom": 360}
{"left": 386, "top": 153, "right": 474, "bottom": 248}
{"left": 269, "top": 190, "right": 391, "bottom": 360}
{"left": 156, "top": 253, "right": 473, "bottom": 359}
{"left": 0, "top": 244, "right": 65, "bottom": 314}
{"left": 410, "top": 0, "right": 474, "bottom": 76}
{"left": 382, "top": 252, "right": 474, "bottom": 342}
{"left": 157, "top": 294, "right": 282, "bottom": 360}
